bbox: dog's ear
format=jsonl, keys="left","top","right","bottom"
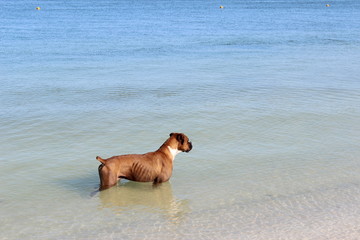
{"left": 169, "top": 133, "right": 174, "bottom": 137}
{"left": 176, "top": 133, "right": 185, "bottom": 145}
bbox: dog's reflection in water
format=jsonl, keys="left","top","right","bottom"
{"left": 98, "top": 181, "right": 189, "bottom": 222}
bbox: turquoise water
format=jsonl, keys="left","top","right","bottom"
{"left": 1, "top": 0, "right": 360, "bottom": 239}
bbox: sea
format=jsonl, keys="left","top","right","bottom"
{"left": 1, "top": 0, "right": 360, "bottom": 239}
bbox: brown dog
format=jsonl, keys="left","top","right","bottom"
{"left": 96, "top": 133, "right": 192, "bottom": 190}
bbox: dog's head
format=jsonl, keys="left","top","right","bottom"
{"left": 169, "top": 133, "right": 193, "bottom": 153}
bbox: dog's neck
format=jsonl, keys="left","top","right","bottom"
{"left": 167, "top": 146, "right": 181, "bottom": 161}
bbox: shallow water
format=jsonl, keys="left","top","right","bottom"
{"left": 1, "top": 0, "right": 360, "bottom": 239}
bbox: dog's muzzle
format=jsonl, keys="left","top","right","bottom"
{"left": 185, "top": 142, "right": 193, "bottom": 152}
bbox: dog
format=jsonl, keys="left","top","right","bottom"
{"left": 96, "top": 133, "right": 192, "bottom": 190}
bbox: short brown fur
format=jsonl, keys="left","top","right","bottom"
{"left": 97, "top": 133, "right": 192, "bottom": 190}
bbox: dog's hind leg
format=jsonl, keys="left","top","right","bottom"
{"left": 99, "top": 165, "right": 118, "bottom": 191}
{"left": 98, "top": 164, "right": 105, "bottom": 186}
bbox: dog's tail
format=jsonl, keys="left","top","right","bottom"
{"left": 96, "top": 156, "right": 106, "bottom": 164}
